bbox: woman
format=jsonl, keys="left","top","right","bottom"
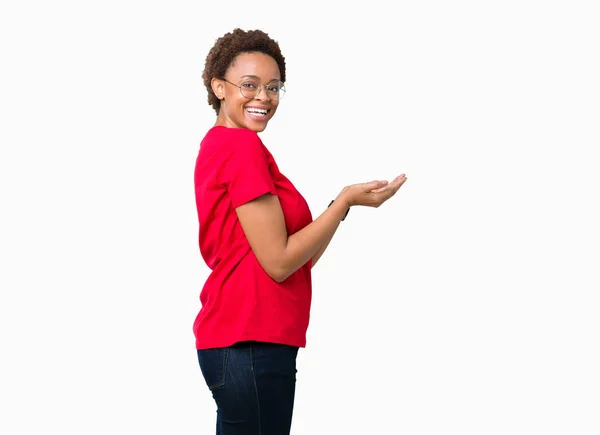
{"left": 194, "top": 28, "right": 407, "bottom": 435}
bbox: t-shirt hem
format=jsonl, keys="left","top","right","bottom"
{"left": 231, "top": 186, "right": 278, "bottom": 209}
{"left": 196, "top": 333, "right": 306, "bottom": 350}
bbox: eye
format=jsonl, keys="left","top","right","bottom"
{"left": 241, "top": 82, "right": 257, "bottom": 89}
{"left": 265, "top": 81, "right": 281, "bottom": 92}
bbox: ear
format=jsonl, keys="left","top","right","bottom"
{"left": 211, "top": 78, "right": 225, "bottom": 100}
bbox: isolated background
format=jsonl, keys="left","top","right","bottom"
{"left": 1, "top": 1, "right": 598, "bottom": 434}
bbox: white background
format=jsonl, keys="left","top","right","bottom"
{"left": 1, "top": 1, "right": 599, "bottom": 434}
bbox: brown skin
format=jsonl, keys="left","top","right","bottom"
{"left": 213, "top": 52, "right": 407, "bottom": 282}
{"left": 202, "top": 29, "right": 286, "bottom": 115}
{"left": 211, "top": 52, "right": 280, "bottom": 132}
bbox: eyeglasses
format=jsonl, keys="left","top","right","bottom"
{"left": 222, "top": 78, "right": 286, "bottom": 101}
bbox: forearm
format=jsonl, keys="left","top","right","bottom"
{"left": 278, "top": 199, "right": 347, "bottom": 280}
{"left": 239, "top": 178, "right": 401, "bottom": 282}
{"left": 311, "top": 227, "right": 337, "bottom": 268}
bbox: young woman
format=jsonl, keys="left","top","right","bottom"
{"left": 194, "top": 28, "right": 407, "bottom": 435}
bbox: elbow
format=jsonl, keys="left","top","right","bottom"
{"left": 266, "top": 267, "right": 289, "bottom": 283}
{"left": 272, "top": 275, "right": 286, "bottom": 283}
{"left": 262, "top": 261, "right": 291, "bottom": 283}
{"left": 257, "top": 251, "right": 293, "bottom": 283}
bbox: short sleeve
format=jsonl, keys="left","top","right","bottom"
{"left": 218, "top": 130, "right": 277, "bottom": 208}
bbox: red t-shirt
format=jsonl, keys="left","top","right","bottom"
{"left": 193, "top": 126, "right": 313, "bottom": 350}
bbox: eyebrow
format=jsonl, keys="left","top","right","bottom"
{"left": 240, "top": 74, "right": 281, "bottom": 82}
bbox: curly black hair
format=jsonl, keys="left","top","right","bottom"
{"left": 202, "top": 28, "right": 286, "bottom": 115}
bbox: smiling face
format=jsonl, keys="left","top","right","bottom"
{"left": 211, "top": 52, "right": 281, "bottom": 132}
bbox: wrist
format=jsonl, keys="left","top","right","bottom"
{"left": 328, "top": 198, "right": 350, "bottom": 221}
{"left": 336, "top": 188, "right": 353, "bottom": 209}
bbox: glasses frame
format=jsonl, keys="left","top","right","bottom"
{"left": 222, "top": 78, "right": 286, "bottom": 101}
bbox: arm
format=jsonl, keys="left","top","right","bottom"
{"left": 312, "top": 200, "right": 351, "bottom": 267}
{"left": 220, "top": 130, "right": 405, "bottom": 281}
{"left": 236, "top": 176, "right": 404, "bottom": 282}
{"left": 235, "top": 194, "right": 349, "bottom": 282}
{"left": 311, "top": 223, "right": 338, "bottom": 268}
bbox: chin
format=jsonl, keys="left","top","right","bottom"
{"left": 246, "top": 122, "right": 268, "bottom": 133}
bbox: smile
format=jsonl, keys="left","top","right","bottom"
{"left": 245, "top": 107, "right": 270, "bottom": 118}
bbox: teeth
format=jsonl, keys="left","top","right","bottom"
{"left": 246, "top": 108, "right": 267, "bottom": 115}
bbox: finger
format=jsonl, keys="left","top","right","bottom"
{"left": 370, "top": 175, "right": 406, "bottom": 193}
{"left": 375, "top": 179, "right": 405, "bottom": 197}
{"left": 388, "top": 175, "right": 407, "bottom": 190}
{"left": 369, "top": 185, "right": 390, "bottom": 193}
{"left": 373, "top": 175, "right": 405, "bottom": 191}
{"left": 363, "top": 180, "right": 388, "bottom": 191}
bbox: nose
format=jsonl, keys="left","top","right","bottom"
{"left": 254, "top": 84, "right": 270, "bottom": 101}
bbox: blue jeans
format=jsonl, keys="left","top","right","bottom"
{"left": 197, "top": 341, "right": 299, "bottom": 435}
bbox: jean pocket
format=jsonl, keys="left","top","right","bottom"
{"left": 197, "top": 347, "right": 229, "bottom": 390}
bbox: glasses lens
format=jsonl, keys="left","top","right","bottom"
{"left": 239, "top": 81, "right": 259, "bottom": 99}
{"left": 267, "top": 81, "right": 285, "bottom": 101}
{"left": 238, "top": 80, "right": 286, "bottom": 101}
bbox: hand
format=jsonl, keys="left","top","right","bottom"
{"left": 337, "top": 174, "right": 407, "bottom": 208}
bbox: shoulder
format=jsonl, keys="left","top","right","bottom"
{"left": 203, "top": 127, "right": 264, "bottom": 152}
{"left": 228, "top": 128, "right": 264, "bottom": 149}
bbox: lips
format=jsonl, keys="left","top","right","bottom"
{"left": 245, "top": 106, "right": 270, "bottom": 120}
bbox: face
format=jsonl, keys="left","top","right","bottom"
{"left": 212, "top": 52, "right": 282, "bottom": 132}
